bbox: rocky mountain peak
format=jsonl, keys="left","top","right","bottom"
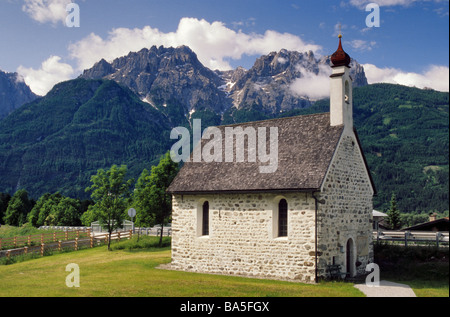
{"left": 217, "top": 48, "right": 368, "bottom": 113}
{"left": 0, "top": 70, "right": 38, "bottom": 119}
{"left": 80, "top": 45, "right": 229, "bottom": 114}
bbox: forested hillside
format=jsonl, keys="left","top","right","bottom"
{"left": 0, "top": 79, "right": 172, "bottom": 199}
{"left": 0, "top": 81, "right": 448, "bottom": 214}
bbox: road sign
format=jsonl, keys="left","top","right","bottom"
{"left": 128, "top": 208, "right": 136, "bottom": 218}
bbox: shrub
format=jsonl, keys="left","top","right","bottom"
{"left": 110, "top": 236, "right": 171, "bottom": 251}
{"left": 374, "top": 242, "right": 449, "bottom": 280}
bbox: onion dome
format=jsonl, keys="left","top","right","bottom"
{"left": 331, "top": 34, "right": 351, "bottom": 67}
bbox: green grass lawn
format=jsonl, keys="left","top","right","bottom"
{"left": 395, "top": 280, "right": 448, "bottom": 297}
{"left": 0, "top": 244, "right": 363, "bottom": 297}
{"left": 1, "top": 237, "right": 448, "bottom": 297}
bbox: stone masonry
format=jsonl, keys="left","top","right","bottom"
{"left": 316, "top": 132, "right": 374, "bottom": 278}
{"left": 171, "top": 191, "right": 317, "bottom": 283}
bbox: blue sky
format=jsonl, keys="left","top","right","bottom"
{"left": 0, "top": 0, "right": 448, "bottom": 95}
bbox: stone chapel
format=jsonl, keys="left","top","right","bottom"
{"left": 167, "top": 35, "right": 376, "bottom": 283}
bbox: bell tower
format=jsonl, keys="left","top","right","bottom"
{"left": 330, "top": 33, "right": 353, "bottom": 131}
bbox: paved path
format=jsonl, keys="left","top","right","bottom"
{"left": 354, "top": 280, "right": 416, "bottom": 297}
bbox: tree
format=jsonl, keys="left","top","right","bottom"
{"left": 28, "top": 193, "right": 82, "bottom": 227}
{"left": 0, "top": 192, "right": 12, "bottom": 225}
{"left": 386, "top": 192, "right": 401, "bottom": 230}
{"left": 133, "top": 152, "right": 179, "bottom": 246}
{"left": 28, "top": 193, "right": 52, "bottom": 227}
{"left": 80, "top": 204, "right": 100, "bottom": 227}
{"left": 85, "top": 165, "right": 134, "bottom": 250}
{"left": 133, "top": 168, "right": 155, "bottom": 228}
{"left": 3, "top": 189, "right": 33, "bottom": 226}
{"left": 44, "top": 196, "right": 81, "bottom": 226}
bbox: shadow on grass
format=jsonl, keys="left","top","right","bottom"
{"left": 374, "top": 242, "right": 449, "bottom": 296}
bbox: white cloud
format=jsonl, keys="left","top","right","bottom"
{"left": 22, "top": 0, "right": 72, "bottom": 25}
{"left": 17, "top": 56, "right": 75, "bottom": 95}
{"left": 346, "top": 39, "right": 377, "bottom": 52}
{"left": 348, "top": 0, "right": 446, "bottom": 8}
{"left": 289, "top": 64, "right": 332, "bottom": 100}
{"left": 277, "top": 57, "right": 288, "bottom": 64}
{"left": 363, "top": 63, "right": 449, "bottom": 92}
{"left": 348, "top": 0, "right": 419, "bottom": 8}
{"left": 68, "top": 17, "right": 322, "bottom": 71}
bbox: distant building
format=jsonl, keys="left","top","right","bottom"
{"left": 167, "top": 35, "right": 376, "bottom": 283}
{"left": 403, "top": 214, "right": 449, "bottom": 232}
{"left": 373, "top": 210, "right": 388, "bottom": 230}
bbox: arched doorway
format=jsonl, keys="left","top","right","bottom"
{"left": 346, "top": 238, "right": 355, "bottom": 277}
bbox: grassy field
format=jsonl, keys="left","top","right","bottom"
{"left": 0, "top": 241, "right": 363, "bottom": 297}
{"left": 1, "top": 235, "right": 448, "bottom": 297}
{"left": 0, "top": 224, "right": 44, "bottom": 238}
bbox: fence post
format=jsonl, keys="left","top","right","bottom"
{"left": 24, "top": 246, "right": 28, "bottom": 255}
{"left": 404, "top": 231, "right": 410, "bottom": 247}
{"left": 28, "top": 235, "right": 31, "bottom": 246}
{"left": 58, "top": 240, "right": 62, "bottom": 252}
{"left": 75, "top": 238, "right": 78, "bottom": 251}
{"left": 40, "top": 243, "right": 45, "bottom": 256}
{"left": 117, "top": 232, "right": 121, "bottom": 242}
{"left": 14, "top": 236, "right": 17, "bottom": 248}
{"left": 76, "top": 230, "right": 80, "bottom": 239}
{"left": 6, "top": 250, "right": 10, "bottom": 259}
{"left": 90, "top": 235, "right": 93, "bottom": 248}
{"left": 436, "top": 232, "right": 442, "bottom": 248}
{"left": 53, "top": 232, "right": 56, "bottom": 242}
{"left": 129, "top": 229, "right": 132, "bottom": 240}
{"left": 65, "top": 231, "right": 68, "bottom": 241}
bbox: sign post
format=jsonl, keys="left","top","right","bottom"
{"left": 127, "top": 208, "right": 136, "bottom": 234}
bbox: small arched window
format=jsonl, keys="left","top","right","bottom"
{"left": 202, "top": 201, "right": 209, "bottom": 236}
{"left": 278, "top": 199, "right": 288, "bottom": 237}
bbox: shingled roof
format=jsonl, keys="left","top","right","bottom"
{"left": 167, "top": 112, "right": 345, "bottom": 194}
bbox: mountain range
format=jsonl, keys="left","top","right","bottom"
{"left": 80, "top": 45, "right": 368, "bottom": 117}
{"left": 0, "top": 45, "right": 448, "bottom": 214}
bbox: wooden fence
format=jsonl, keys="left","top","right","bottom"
{"left": 0, "top": 229, "right": 90, "bottom": 250}
{"left": 374, "top": 230, "right": 449, "bottom": 248}
{"left": 0, "top": 230, "right": 133, "bottom": 260}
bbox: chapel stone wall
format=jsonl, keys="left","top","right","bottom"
{"left": 316, "top": 133, "right": 374, "bottom": 278}
{"left": 171, "top": 192, "right": 317, "bottom": 283}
